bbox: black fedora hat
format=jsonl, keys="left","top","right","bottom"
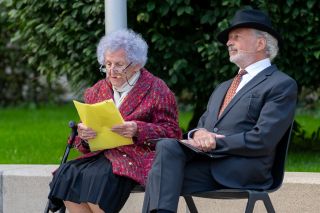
{"left": 217, "top": 9, "right": 282, "bottom": 47}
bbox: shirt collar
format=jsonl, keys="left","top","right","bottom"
{"left": 242, "top": 58, "right": 271, "bottom": 77}
{"left": 113, "top": 70, "right": 141, "bottom": 93}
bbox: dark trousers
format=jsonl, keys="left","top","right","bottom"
{"left": 142, "top": 139, "right": 221, "bottom": 213}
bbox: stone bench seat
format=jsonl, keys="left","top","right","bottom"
{"left": 0, "top": 165, "right": 319, "bottom": 213}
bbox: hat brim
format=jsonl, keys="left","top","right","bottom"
{"left": 217, "top": 22, "right": 283, "bottom": 48}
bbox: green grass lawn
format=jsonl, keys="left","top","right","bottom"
{"left": 0, "top": 104, "right": 80, "bottom": 164}
{"left": 295, "top": 114, "right": 320, "bottom": 137}
{"left": 287, "top": 112, "right": 320, "bottom": 172}
{"left": 286, "top": 150, "right": 320, "bottom": 172}
{"left": 0, "top": 104, "right": 319, "bottom": 172}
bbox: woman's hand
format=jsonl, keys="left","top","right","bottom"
{"left": 77, "top": 123, "right": 97, "bottom": 141}
{"left": 111, "top": 121, "right": 137, "bottom": 138}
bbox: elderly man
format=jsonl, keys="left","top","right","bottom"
{"left": 142, "top": 8, "right": 298, "bottom": 213}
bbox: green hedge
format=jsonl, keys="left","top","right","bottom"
{"left": 2, "top": 0, "right": 320, "bottom": 128}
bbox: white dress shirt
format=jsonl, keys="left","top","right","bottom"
{"left": 236, "top": 58, "right": 271, "bottom": 93}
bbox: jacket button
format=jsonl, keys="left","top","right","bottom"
{"left": 129, "top": 162, "right": 133, "bottom": 165}
{"left": 213, "top": 128, "right": 218, "bottom": 132}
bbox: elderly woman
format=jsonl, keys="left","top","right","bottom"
{"left": 47, "top": 29, "right": 182, "bottom": 213}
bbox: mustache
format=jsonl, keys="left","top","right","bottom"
{"left": 228, "top": 46, "right": 237, "bottom": 52}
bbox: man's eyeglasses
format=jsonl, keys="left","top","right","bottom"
{"left": 99, "top": 62, "right": 133, "bottom": 75}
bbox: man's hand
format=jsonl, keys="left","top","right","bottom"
{"left": 77, "top": 123, "right": 97, "bottom": 141}
{"left": 189, "top": 129, "right": 225, "bottom": 152}
{"left": 111, "top": 121, "right": 137, "bottom": 138}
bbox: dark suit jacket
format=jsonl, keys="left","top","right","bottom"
{"left": 196, "top": 65, "right": 297, "bottom": 190}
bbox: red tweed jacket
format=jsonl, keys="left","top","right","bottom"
{"left": 73, "top": 68, "right": 182, "bottom": 185}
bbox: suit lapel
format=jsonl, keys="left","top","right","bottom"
{"left": 218, "top": 66, "right": 275, "bottom": 120}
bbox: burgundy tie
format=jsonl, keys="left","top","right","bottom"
{"left": 219, "top": 70, "right": 247, "bottom": 117}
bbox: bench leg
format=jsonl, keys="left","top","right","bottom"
{"left": 183, "top": 196, "right": 198, "bottom": 213}
{"left": 261, "top": 194, "right": 275, "bottom": 213}
{"left": 246, "top": 192, "right": 275, "bottom": 213}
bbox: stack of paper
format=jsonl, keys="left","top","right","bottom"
{"left": 73, "top": 100, "right": 133, "bottom": 151}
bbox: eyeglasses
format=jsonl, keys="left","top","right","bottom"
{"left": 99, "top": 62, "right": 133, "bottom": 75}
{"left": 99, "top": 61, "right": 136, "bottom": 87}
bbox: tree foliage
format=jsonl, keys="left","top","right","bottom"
{"left": 3, "top": 0, "right": 105, "bottom": 91}
{"left": 129, "top": 0, "right": 320, "bottom": 127}
{"left": 3, "top": 0, "right": 320, "bottom": 128}
{"left": 0, "top": 1, "right": 65, "bottom": 106}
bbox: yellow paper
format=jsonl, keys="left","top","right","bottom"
{"left": 73, "top": 99, "right": 133, "bottom": 151}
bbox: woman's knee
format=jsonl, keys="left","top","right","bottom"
{"left": 88, "top": 202, "right": 105, "bottom": 213}
{"left": 64, "top": 201, "right": 91, "bottom": 213}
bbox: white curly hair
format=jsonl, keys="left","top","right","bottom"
{"left": 97, "top": 28, "right": 148, "bottom": 67}
{"left": 254, "top": 29, "right": 279, "bottom": 61}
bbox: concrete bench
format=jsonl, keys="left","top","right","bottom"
{"left": 0, "top": 165, "right": 319, "bottom": 213}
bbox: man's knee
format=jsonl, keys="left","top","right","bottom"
{"left": 154, "top": 139, "right": 189, "bottom": 161}
{"left": 155, "top": 138, "right": 180, "bottom": 154}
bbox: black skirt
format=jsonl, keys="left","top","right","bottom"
{"left": 48, "top": 153, "right": 137, "bottom": 213}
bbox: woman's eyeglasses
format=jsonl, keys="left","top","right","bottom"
{"left": 99, "top": 62, "right": 132, "bottom": 75}
{"left": 99, "top": 62, "right": 136, "bottom": 86}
